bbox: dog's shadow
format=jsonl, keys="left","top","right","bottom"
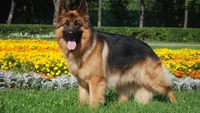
{"left": 105, "top": 89, "right": 118, "bottom": 103}
{"left": 152, "top": 94, "right": 170, "bottom": 102}
{"left": 104, "top": 89, "right": 170, "bottom": 105}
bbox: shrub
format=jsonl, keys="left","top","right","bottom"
{"left": 0, "top": 24, "right": 55, "bottom": 35}
{"left": 0, "top": 24, "right": 200, "bottom": 42}
{"left": 96, "top": 27, "right": 200, "bottom": 42}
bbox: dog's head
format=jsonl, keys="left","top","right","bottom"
{"left": 56, "top": 0, "right": 90, "bottom": 51}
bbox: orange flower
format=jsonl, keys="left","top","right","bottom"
{"left": 189, "top": 70, "right": 200, "bottom": 79}
{"left": 175, "top": 71, "right": 183, "bottom": 78}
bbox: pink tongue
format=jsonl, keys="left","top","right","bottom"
{"left": 67, "top": 41, "right": 77, "bottom": 50}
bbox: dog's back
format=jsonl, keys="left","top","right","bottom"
{"left": 96, "top": 31, "right": 159, "bottom": 68}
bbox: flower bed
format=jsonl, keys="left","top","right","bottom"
{"left": 0, "top": 40, "right": 70, "bottom": 78}
{"left": 0, "top": 40, "right": 200, "bottom": 79}
{"left": 154, "top": 48, "right": 200, "bottom": 79}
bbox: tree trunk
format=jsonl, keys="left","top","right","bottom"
{"left": 53, "top": 0, "right": 60, "bottom": 25}
{"left": 183, "top": 0, "right": 188, "bottom": 28}
{"left": 98, "top": 0, "right": 102, "bottom": 27}
{"left": 139, "top": 0, "right": 144, "bottom": 28}
{"left": 7, "top": 0, "right": 15, "bottom": 24}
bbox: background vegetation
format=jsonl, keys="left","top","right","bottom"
{"left": 1, "top": 24, "right": 200, "bottom": 42}
{"left": 0, "top": 0, "right": 200, "bottom": 27}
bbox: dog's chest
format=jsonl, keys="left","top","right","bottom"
{"left": 67, "top": 58, "right": 80, "bottom": 76}
{"left": 67, "top": 57, "right": 90, "bottom": 80}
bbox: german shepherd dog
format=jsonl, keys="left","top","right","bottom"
{"left": 55, "top": 0, "right": 177, "bottom": 107}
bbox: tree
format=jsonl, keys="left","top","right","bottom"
{"left": 53, "top": 0, "right": 60, "bottom": 25}
{"left": 98, "top": 0, "right": 102, "bottom": 27}
{"left": 7, "top": 0, "right": 15, "bottom": 24}
{"left": 139, "top": 0, "right": 144, "bottom": 28}
{"left": 183, "top": 0, "right": 188, "bottom": 28}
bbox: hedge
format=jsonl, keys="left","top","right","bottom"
{"left": 0, "top": 24, "right": 55, "bottom": 35}
{"left": 0, "top": 24, "right": 200, "bottom": 42}
{"left": 97, "top": 27, "right": 200, "bottom": 42}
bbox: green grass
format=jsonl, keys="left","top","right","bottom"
{"left": 0, "top": 88, "right": 200, "bottom": 113}
{"left": 145, "top": 41, "right": 200, "bottom": 44}
{"left": 151, "top": 46, "right": 200, "bottom": 49}
{"left": 147, "top": 42, "right": 200, "bottom": 49}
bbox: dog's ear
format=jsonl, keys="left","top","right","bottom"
{"left": 56, "top": 0, "right": 69, "bottom": 27}
{"left": 57, "top": 0, "right": 69, "bottom": 17}
{"left": 77, "top": 0, "right": 88, "bottom": 16}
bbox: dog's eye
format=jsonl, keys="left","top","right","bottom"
{"left": 64, "top": 20, "right": 70, "bottom": 26}
{"left": 75, "top": 21, "right": 81, "bottom": 27}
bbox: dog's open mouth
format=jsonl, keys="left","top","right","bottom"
{"left": 67, "top": 41, "right": 77, "bottom": 50}
{"left": 63, "top": 29, "right": 82, "bottom": 51}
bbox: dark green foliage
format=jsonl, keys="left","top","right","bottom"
{"left": 0, "top": 24, "right": 55, "bottom": 36}
{"left": 0, "top": 24, "right": 200, "bottom": 42}
{"left": 109, "top": 0, "right": 129, "bottom": 26}
{"left": 1, "top": 0, "right": 200, "bottom": 27}
{"left": 96, "top": 27, "right": 200, "bottom": 42}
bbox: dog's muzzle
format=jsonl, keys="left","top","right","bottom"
{"left": 66, "top": 30, "right": 75, "bottom": 40}
{"left": 63, "top": 29, "right": 83, "bottom": 51}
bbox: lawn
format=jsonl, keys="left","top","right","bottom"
{"left": 151, "top": 46, "right": 200, "bottom": 50}
{"left": 0, "top": 88, "right": 200, "bottom": 113}
{"left": 146, "top": 41, "right": 200, "bottom": 49}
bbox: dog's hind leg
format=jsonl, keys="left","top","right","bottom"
{"left": 116, "top": 85, "right": 132, "bottom": 103}
{"left": 134, "top": 86, "right": 153, "bottom": 104}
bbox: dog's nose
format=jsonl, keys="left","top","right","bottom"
{"left": 68, "top": 31, "right": 73, "bottom": 35}
{"left": 66, "top": 30, "right": 74, "bottom": 37}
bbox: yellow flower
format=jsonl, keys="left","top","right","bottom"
{"left": 35, "top": 64, "right": 39, "bottom": 69}
{"left": 45, "top": 64, "right": 50, "bottom": 67}
{"left": 64, "top": 66, "right": 68, "bottom": 69}
{"left": 68, "top": 72, "right": 71, "bottom": 76}
{"left": 58, "top": 63, "right": 63, "bottom": 67}
{"left": 64, "top": 71, "right": 68, "bottom": 74}
{"left": 56, "top": 70, "right": 61, "bottom": 76}
{"left": 53, "top": 66, "right": 58, "bottom": 71}
{"left": 50, "top": 71, "right": 55, "bottom": 76}
{"left": 8, "top": 62, "right": 12, "bottom": 65}
{"left": 46, "top": 68, "right": 50, "bottom": 72}
{"left": 47, "top": 73, "right": 50, "bottom": 76}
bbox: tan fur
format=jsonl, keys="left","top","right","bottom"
{"left": 102, "top": 56, "right": 177, "bottom": 104}
{"left": 134, "top": 86, "right": 153, "bottom": 104}
{"left": 55, "top": 0, "right": 177, "bottom": 108}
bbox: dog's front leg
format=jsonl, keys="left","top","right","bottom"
{"left": 89, "top": 76, "right": 106, "bottom": 108}
{"left": 78, "top": 84, "right": 89, "bottom": 105}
